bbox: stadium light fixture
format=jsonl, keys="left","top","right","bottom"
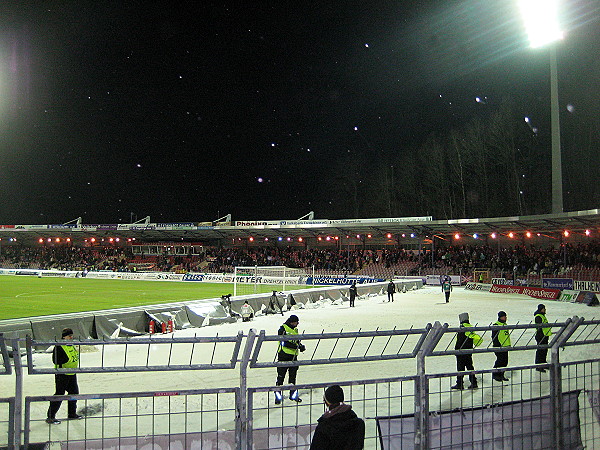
{"left": 473, "top": 233, "right": 478, "bottom": 239}
{"left": 278, "top": 237, "right": 283, "bottom": 241}
{"left": 298, "top": 237, "right": 303, "bottom": 242}
{"left": 326, "top": 236, "right": 331, "bottom": 241}
{"left": 386, "top": 233, "right": 392, "bottom": 239}
{"left": 356, "top": 234, "right": 361, "bottom": 239}
{"left": 519, "top": 0, "right": 564, "bottom": 213}
{"left": 318, "top": 237, "right": 322, "bottom": 241}
{"left": 38, "top": 238, "right": 44, "bottom": 244}
{"left": 334, "top": 236, "right": 339, "bottom": 240}
{"left": 585, "top": 229, "right": 591, "bottom": 236}
{"left": 401, "top": 233, "right": 406, "bottom": 238}
{"left": 264, "top": 237, "right": 268, "bottom": 241}
{"left": 410, "top": 233, "right": 415, "bottom": 238}
{"left": 491, "top": 232, "right": 497, "bottom": 239}
{"left": 91, "top": 238, "right": 96, "bottom": 242}
{"left": 66, "top": 238, "right": 71, "bottom": 243}
{"left": 249, "top": 237, "right": 254, "bottom": 242}
{"left": 367, "top": 234, "right": 372, "bottom": 239}
{"left": 526, "top": 231, "right": 532, "bottom": 238}
{"left": 454, "top": 233, "right": 460, "bottom": 240}
{"left": 55, "top": 238, "right": 60, "bottom": 243}
{"left": 563, "top": 230, "right": 569, "bottom": 237}
{"left": 508, "top": 232, "right": 515, "bottom": 238}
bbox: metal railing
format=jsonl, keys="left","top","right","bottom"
{"left": 2, "top": 317, "right": 598, "bottom": 449}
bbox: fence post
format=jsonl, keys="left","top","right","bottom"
{"left": 12, "top": 338, "right": 23, "bottom": 450}
{"left": 550, "top": 316, "right": 583, "bottom": 449}
{"left": 239, "top": 329, "right": 256, "bottom": 450}
{"left": 414, "top": 322, "right": 446, "bottom": 450}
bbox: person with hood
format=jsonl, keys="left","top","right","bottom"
{"left": 534, "top": 304, "right": 552, "bottom": 372}
{"left": 386, "top": 280, "right": 396, "bottom": 302}
{"left": 310, "top": 385, "right": 365, "bottom": 450}
{"left": 241, "top": 300, "right": 255, "bottom": 322}
{"left": 46, "top": 328, "right": 83, "bottom": 424}
{"left": 275, "top": 315, "right": 305, "bottom": 404}
{"left": 451, "top": 312, "right": 482, "bottom": 390}
{"left": 349, "top": 281, "right": 357, "bottom": 307}
{"left": 492, "top": 311, "right": 511, "bottom": 382}
{"left": 268, "top": 290, "right": 284, "bottom": 316}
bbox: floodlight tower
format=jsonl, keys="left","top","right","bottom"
{"left": 519, "top": 0, "right": 564, "bottom": 214}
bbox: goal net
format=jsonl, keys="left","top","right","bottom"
{"left": 233, "top": 266, "right": 312, "bottom": 297}
{"left": 473, "top": 269, "right": 491, "bottom": 284}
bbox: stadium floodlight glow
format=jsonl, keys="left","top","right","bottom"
{"left": 38, "top": 238, "right": 44, "bottom": 244}
{"left": 326, "top": 236, "right": 331, "bottom": 241}
{"left": 508, "top": 232, "right": 515, "bottom": 238}
{"left": 264, "top": 237, "right": 268, "bottom": 241}
{"left": 334, "top": 236, "right": 339, "bottom": 240}
{"left": 410, "top": 233, "right": 415, "bottom": 238}
{"left": 519, "top": 0, "right": 564, "bottom": 213}
{"left": 278, "top": 236, "right": 283, "bottom": 241}
{"left": 585, "top": 229, "right": 591, "bottom": 236}
{"left": 249, "top": 237, "right": 254, "bottom": 242}
{"left": 115, "top": 238, "right": 119, "bottom": 242}
{"left": 526, "top": 231, "right": 532, "bottom": 238}
{"left": 519, "top": 0, "right": 563, "bottom": 49}
{"left": 318, "top": 236, "right": 322, "bottom": 241}
{"left": 90, "top": 238, "right": 96, "bottom": 242}
{"left": 401, "top": 233, "right": 406, "bottom": 238}
{"left": 454, "top": 233, "right": 460, "bottom": 240}
{"left": 386, "top": 233, "right": 392, "bottom": 239}
{"left": 109, "top": 238, "right": 114, "bottom": 243}
{"left": 127, "top": 238, "right": 132, "bottom": 242}
{"left": 55, "top": 238, "right": 60, "bottom": 243}
{"left": 298, "top": 237, "right": 303, "bottom": 242}
{"left": 367, "top": 234, "right": 372, "bottom": 239}
{"left": 356, "top": 234, "right": 361, "bottom": 239}
{"left": 47, "top": 238, "right": 52, "bottom": 242}
{"left": 473, "top": 233, "right": 478, "bottom": 239}
{"left": 287, "top": 237, "right": 292, "bottom": 242}
{"left": 563, "top": 230, "right": 569, "bottom": 237}
{"left": 491, "top": 232, "right": 497, "bottom": 239}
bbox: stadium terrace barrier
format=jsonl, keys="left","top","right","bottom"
{"left": 0, "top": 279, "right": 422, "bottom": 342}
{"left": 0, "top": 317, "right": 594, "bottom": 449}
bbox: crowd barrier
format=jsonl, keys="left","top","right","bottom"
{"left": 0, "top": 317, "right": 598, "bottom": 449}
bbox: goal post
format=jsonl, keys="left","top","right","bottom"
{"left": 233, "top": 266, "right": 313, "bottom": 297}
{"left": 473, "top": 268, "right": 491, "bottom": 284}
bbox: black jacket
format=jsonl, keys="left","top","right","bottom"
{"left": 454, "top": 322, "right": 474, "bottom": 350}
{"left": 310, "top": 404, "right": 365, "bottom": 450}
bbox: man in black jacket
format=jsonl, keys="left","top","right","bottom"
{"left": 349, "top": 281, "right": 357, "bottom": 307}
{"left": 534, "top": 304, "right": 552, "bottom": 372}
{"left": 310, "top": 385, "right": 365, "bottom": 449}
{"left": 386, "top": 280, "right": 396, "bottom": 302}
{"left": 46, "top": 328, "right": 83, "bottom": 424}
{"left": 451, "top": 313, "right": 481, "bottom": 390}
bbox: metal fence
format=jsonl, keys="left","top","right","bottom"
{"left": 2, "top": 318, "right": 599, "bottom": 449}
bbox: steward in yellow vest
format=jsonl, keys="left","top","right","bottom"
{"left": 492, "top": 311, "right": 511, "bottom": 382}
{"left": 452, "top": 312, "right": 481, "bottom": 390}
{"left": 534, "top": 304, "right": 552, "bottom": 371}
{"left": 275, "top": 315, "right": 306, "bottom": 404}
{"left": 46, "top": 328, "right": 82, "bottom": 424}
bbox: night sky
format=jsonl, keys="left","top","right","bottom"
{"left": 1, "top": 1, "right": 599, "bottom": 224}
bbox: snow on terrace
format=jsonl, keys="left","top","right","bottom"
{"left": 6, "top": 286, "right": 600, "bottom": 445}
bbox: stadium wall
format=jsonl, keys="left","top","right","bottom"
{"left": 0, "top": 277, "right": 422, "bottom": 342}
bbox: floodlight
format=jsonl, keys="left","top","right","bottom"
{"left": 519, "top": 0, "right": 563, "bottom": 48}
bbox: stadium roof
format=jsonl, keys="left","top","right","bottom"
{"left": 1, "top": 209, "right": 600, "bottom": 246}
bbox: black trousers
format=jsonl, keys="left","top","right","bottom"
{"left": 444, "top": 292, "right": 450, "bottom": 302}
{"left": 276, "top": 351, "right": 298, "bottom": 387}
{"left": 48, "top": 374, "right": 79, "bottom": 419}
{"left": 350, "top": 295, "right": 356, "bottom": 307}
{"left": 456, "top": 355, "right": 476, "bottom": 385}
{"left": 387, "top": 293, "right": 394, "bottom": 302}
{"left": 535, "top": 335, "right": 549, "bottom": 364}
{"left": 493, "top": 350, "right": 509, "bottom": 375}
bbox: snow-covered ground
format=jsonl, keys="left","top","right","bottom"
{"left": 2, "top": 285, "right": 599, "bottom": 448}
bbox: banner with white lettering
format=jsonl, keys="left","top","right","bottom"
{"left": 490, "top": 284, "right": 560, "bottom": 300}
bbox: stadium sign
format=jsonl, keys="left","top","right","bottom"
{"left": 542, "top": 278, "right": 574, "bottom": 290}
{"left": 306, "top": 276, "right": 384, "bottom": 285}
{"left": 574, "top": 280, "right": 600, "bottom": 293}
{"left": 465, "top": 283, "right": 492, "bottom": 291}
{"left": 490, "top": 284, "right": 560, "bottom": 300}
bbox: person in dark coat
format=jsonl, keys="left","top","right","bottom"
{"left": 349, "top": 281, "right": 357, "bottom": 307}
{"left": 268, "top": 290, "right": 284, "bottom": 315}
{"left": 310, "top": 385, "right": 365, "bottom": 450}
{"left": 386, "top": 280, "right": 396, "bottom": 302}
{"left": 534, "top": 304, "right": 552, "bottom": 372}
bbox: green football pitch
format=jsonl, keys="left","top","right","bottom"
{"left": 0, "top": 276, "right": 291, "bottom": 320}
